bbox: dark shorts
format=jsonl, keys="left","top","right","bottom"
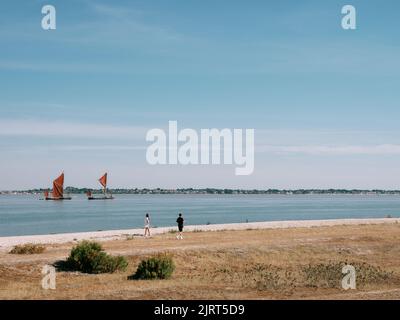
{"left": 178, "top": 225, "right": 183, "bottom": 232}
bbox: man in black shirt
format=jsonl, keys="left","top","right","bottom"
{"left": 176, "top": 213, "right": 184, "bottom": 240}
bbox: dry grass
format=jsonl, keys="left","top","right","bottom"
{"left": 9, "top": 244, "right": 46, "bottom": 255}
{"left": 1, "top": 223, "right": 400, "bottom": 299}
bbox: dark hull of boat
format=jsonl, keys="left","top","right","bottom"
{"left": 88, "top": 196, "right": 114, "bottom": 200}
{"left": 45, "top": 197, "right": 72, "bottom": 200}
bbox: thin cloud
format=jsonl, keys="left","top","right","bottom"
{"left": 0, "top": 119, "right": 147, "bottom": 139}
{"left": 88, "top": 2, "right": 184, "bottom": 42}
{"left": 258, "top": 144, "right": 400, "bottom": 156}
{"left": 56, "top": 145, "right": 145, "bottom": 151}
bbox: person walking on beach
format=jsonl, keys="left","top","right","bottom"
{"left": 144, "top": 213, "right": 151, "bottom": 238}
{"left": 176, "top": 213, "right": 184, "bottom": 240}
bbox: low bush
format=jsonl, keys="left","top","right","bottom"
{"left": 65, "top": 241, "right": 128, "bottom": 274}
{"left": 130, "top": 253, "right": 175, "bottom": 280}
{"left": 9, "top": 244, "right": 46, "bottom": 254}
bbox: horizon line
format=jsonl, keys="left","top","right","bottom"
{"left": 2, "top": 187, "right": 400, "bottom": 193}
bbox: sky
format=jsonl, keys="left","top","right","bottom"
{"left": 1, "top": 0, "right": 400, "bottom": 190}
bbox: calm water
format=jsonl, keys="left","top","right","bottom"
{"left": 0, "top": 194, "right": 399, "bottom": 237}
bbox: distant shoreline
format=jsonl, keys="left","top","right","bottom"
{"left": 1, "top": 217, "right": 399, "bottom": 250}
{"left": 2, "top": 188, "right": 400, "bottom": 195}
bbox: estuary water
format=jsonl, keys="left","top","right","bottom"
{"left": 0, "top": 194, "right": 399, "bottom": 236}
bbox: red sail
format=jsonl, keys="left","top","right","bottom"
{"left": 52, "top": 173, "right": 64, "bottom": 198}
{"left": 99, "top": 173, "right": 107, "bottom": 188}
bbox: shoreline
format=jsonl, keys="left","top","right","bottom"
{"left": 1, "top": 217, "right": 399, "bottom": 249}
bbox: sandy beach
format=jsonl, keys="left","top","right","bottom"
{"left": 1, "top": 217, "right": 399, "bottom": 250}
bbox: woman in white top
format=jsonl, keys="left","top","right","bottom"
{"left": 144, "top": 213, "right": 151, "bottom": 237}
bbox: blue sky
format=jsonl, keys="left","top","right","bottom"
{"left": 1, "top": 0, "right": 400, "bottom": 189}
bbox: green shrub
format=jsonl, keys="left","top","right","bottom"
{"left": 66, "top": 241, "right": 128, "bottom": 274}
{"left": 9, "top": 243, "right": 46, "bottom": 254}
{"left": 130, "top": 254, "right": 175, "bottom": 280}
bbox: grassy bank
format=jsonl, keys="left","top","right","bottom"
{"left": 1, "top": 223, "right": 400, "bottom": 299}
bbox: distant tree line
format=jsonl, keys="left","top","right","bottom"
{"left": 3, "top": 187, "right": 400, "bottom": 195}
